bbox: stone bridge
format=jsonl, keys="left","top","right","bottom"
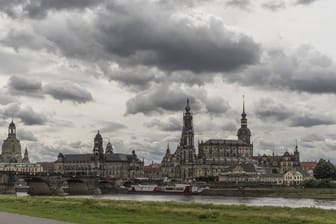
{"left": 0, "top": 171, "right": 119, "bottom": 195}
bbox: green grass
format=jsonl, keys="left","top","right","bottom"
{"left": 0, "top": 195, "right": 335, "bottom": 224}
{"left": 204, "top": 188, "right": 336, "bottom": 199}
{"left": 268, "top": 188, "right": 336, "bottom": 199}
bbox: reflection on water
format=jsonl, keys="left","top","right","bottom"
{"left": 67, "top": 194, "right": 336, "bottom": 210}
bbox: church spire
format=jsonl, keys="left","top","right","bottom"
{"left": 241, "top": 95, "right": 247, "bottom": 127}
{"left": 242, "top": 94, "right": 246, "bottom": 118}
{"left": 23, "top": 146, "right": 29, "bottom": 163}
{"left": 185, "top": 98, "right": 191, "bottom": 113}
{"left": 166, "top": 143, "right": 171, "bottom": 155}
{"left": 237, "top": 95, "right": 251, "bottom": 144}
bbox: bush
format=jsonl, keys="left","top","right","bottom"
{"left": 303, "top": 179, "right": 336, "bottom": 188}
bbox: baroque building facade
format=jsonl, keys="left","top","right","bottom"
{"left": 161, "top": 99, "right": 301, "bottom": 181}
{"left": 0, "top": 121, "right": 29, "bottom": 163}
{"left": 54, "top": 131, "right": 144, "bottom": 179}
{"left": 253, "top": 145, "right": 300, "bottom": 174}
{"left": 161, "top": 99, "right": 255, "bottom": 180}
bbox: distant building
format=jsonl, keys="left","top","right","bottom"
{"left": 54, "top": 131, "right": 144, "bottom": 179}
{"left": 300, "top": 161, "right": 317, "bottom": 176}
{"left": 253, "top": 145, "right": 300, "bottom": 174}
{"left": 0, "top": 121, "right": 29, "bottom": 163}
{"left": 160, "top": 98, "right": 256, "bottom": 180}
{"left": 284, "top": 170, "right": 304, "bottom": 186}
{"left": 144, "top": 162, "right": 161, "bottom": 180}
{"left": 160, "top": 98, "right": 302, "bottom": 182}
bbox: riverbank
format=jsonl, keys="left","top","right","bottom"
{"left": 0, "top": 195, "right": 336, "bottom": 224}
{"left": 202, "top": 187, "right": 336, "bottom": 199}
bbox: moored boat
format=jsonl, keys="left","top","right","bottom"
{"left": 128, "top": 183, "right": 207, "bottom": 195}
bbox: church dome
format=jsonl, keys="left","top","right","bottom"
{"left": 283, "top": 151, "right": 290, "bottom": 157}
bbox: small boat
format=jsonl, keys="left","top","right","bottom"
{"left": 128, "top": 184, "right": 206, "bottom": 195}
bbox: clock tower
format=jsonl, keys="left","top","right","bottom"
{"left": 237, "top": 96, "right": 251, "bottom": 144}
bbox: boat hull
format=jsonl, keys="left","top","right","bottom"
{"left": 127, "top": 184, "right": 205, "bottom": 195}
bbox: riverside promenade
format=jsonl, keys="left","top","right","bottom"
{"left": 0, "top": 212, "right": 73, "bottom": 224}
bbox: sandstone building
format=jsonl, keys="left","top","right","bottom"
{"left": 0, "top": 121, "right": 29, "bottom": 163}
{"left": 160, "top": 99, "right": 301, "bottom": 181}
{"left": 54, "top": 131, "right": 144, "bottom": 179}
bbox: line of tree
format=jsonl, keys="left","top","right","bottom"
{"left": 313, "top": 159, "right": 336, "bottom": 179}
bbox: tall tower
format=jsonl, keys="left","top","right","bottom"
{"left": 237, "top": 95, "right": 251, "bottom": 144}
{"left": 294, "top": 140, "right": 300, "bottom": 166}
{"left": 181, "top": 99, "right": 194, "bottom": 148}
{"left": 1, "top": 120, "right": 22, "bottom": 163}
{"left": 179, "top": 98, "right": 195, "bottom": 163}
{"left": 93, "top": 131, "right": 104, "bottom": 160}
{"left": 22, "top": 147, "right": 30, "bottom": 163}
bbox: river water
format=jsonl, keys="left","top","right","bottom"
{"left": 67, "top": 194, "right": 336, "bottom": 210}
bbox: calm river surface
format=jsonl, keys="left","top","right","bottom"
{"left": 67, "top": 194, "right": 336, "bottom": 210}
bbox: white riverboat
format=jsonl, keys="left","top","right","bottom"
{"left": 128, "top": 184, "right": 207, "bottom": 195}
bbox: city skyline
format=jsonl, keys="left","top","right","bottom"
{"left": 0, "top": 0, "right": 336, "bottom": 163}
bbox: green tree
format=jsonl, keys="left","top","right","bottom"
{"left": 313, "top": 159, "right": 335, "bottom": 179}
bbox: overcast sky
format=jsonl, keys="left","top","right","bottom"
{"left": 0, "top": 0, "right": 336, "bottom": 163}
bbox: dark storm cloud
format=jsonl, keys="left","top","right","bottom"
{"left": 145, "top": 117, "right": 182, "bottom": 132}
{"left": 228, "top": 46, "right": 336, "bottom": 95}
{"left": 7, "top": 75, "right": 43, "bottom": 97}
{"left": 126, "top": 82, "right": 231, "bottom": 115}
{"left": 17, "top": 106, "right": 48, "bottom": 125}
{"left": 2, "top": 1, "right": 260, "bottom": 77}
{"left": 17, "top": 129, "right": 37, "bottom": 141}
{"left": 126, "top": 85, "right": 201, "bottom": 115}
{"left": 0, "top": 0, "right": 261, "bottom": 90}
{"left": 44, "top": 81, "right": 93, "bottom": 103}
{"left": 0, "top": 103, "right": 20, "bottom": 119}
{"left": 255, "top": 98, "right": 336, "bottom": 127}
{"left": 0, "top": 103, "right": 48, "bottom": 125}
{"left": 97, "top": 1, "right": 260, "bottom": 73}
{"left": 4, "top": 76, "right": 94, "bottom": 104}
{"left": 290, "top": 116, "right": 334, "bottom": 128}
{"left": 0, "top": 0, "right": 104, "bottom": 19}
{"left": 204, "top": 97, "right": 230, "bottom": 115}
{"left": 100, "top": 122, "right": 127, "bottom": 133}
{"left": 106, "top": 66, "right": 164, "bottom": 91}
{"left": 255, "top": 98, "right": 294, "bottom": 121}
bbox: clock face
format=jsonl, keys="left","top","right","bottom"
{"left": 239, "top": 128, "right": 249, "bottom": 136}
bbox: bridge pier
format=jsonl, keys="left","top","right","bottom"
{"left": 0, "top": 172, "right": 17, "bottom": 194}
{"left": 25, "top": 176, "right": 65, "bottom": 195}
{"left": 66, "top": 176, "right": 102, "bottom": 195}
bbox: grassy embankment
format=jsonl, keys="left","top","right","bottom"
{"left": 204, "top": 188, "right": 336, "bottom": 199}
{"left": 0, "top": 195, "right": 336, "bottom": 224}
